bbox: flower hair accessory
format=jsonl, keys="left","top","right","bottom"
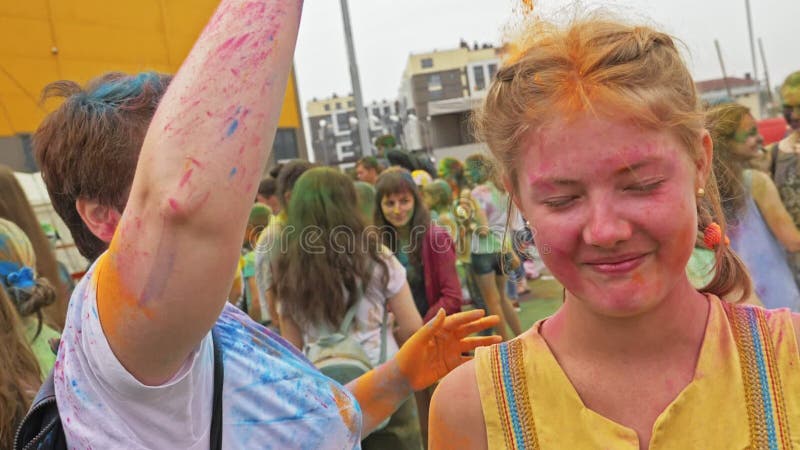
{"left": 703, "top": 222, "right": 729, "bottom": 249}
{"left": 0, "top": 262, "right": 36, "bottom": 289}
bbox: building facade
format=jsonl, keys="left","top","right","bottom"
{"left": 695, "top": 75, "right": 765, "bottom": 119}
{"left": 307, "top": 94, "right": 398, "bottom": 168}
{"left": 397, "top": 41, "right": 502, "bottom": 154}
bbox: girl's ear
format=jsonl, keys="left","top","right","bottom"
{"left": 696, "top": 130, "right": 713, "bottom": 189}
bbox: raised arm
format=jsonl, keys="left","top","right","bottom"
{"left": 751, "top": 170, "right": 800, "bottom": 252}
{"left": 96, "top": 0, "right": 303, "bottom": 384}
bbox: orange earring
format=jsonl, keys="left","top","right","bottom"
{"left": 703, "top": 222, "right": 729, "bottom": 249}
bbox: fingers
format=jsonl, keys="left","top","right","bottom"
{"left": 458, "top": 335, "right": 502, "bottom": 353}
{"left": 441, "top": 309, "right": 486, "bottom": 329}
{"left": 456, "top": 315, "right": 500, "bottom": 336}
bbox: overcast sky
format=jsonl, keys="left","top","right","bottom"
{"left": 294, "top": 0, "right": 799, "bottom": 107}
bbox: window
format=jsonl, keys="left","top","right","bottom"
{"left": 373, "top": 107, "right": 381, "bottom": 117}
{"left": 347, "top": 100, "right": 354, "bottom": 107}
{"left": 272, "top": 129, "right": 298, "bottom": 161}
{"left": 473, "top": 66, "right": 486, "bottom": 91}
{"left": 488, "top": 63, "right": 498, "bottom": 80}
{"left": 383, "top": 106, "right": 391, "bottom": 115}
{"left": 428, "top": 74, "right": 442, "bottom": 92}
{"left": 421, "top": 58, "right": 433, "bottom": 69}
{"left": 336, "top": 113, "right": 350, "bottom": 131}
{"left": 335, "top": 102, "right": 342, "bottom": 110}
{"left": 324, "top": 104, "right": 330, "bottom": 111}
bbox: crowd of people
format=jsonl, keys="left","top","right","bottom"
{"left": 1, "top": 0, "right": 799, "bottom": 448}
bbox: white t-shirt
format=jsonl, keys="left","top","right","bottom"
{"left": 55, "top": 257, "right": 361, "bottom": 449}
{"left": 300, "top": 251, "right": 407, "bottom": 366}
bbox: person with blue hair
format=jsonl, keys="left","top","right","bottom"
{"left": 25, "top": 1, "right": 499, "bottom": 448}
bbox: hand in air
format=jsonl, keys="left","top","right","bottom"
{"left": 395, "top": 309, "right": 501, "bottom": 391}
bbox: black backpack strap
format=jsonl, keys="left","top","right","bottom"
{"left": 14, "top": 368, "right": 65, "bottom": 450}
{"left": 210, "top": 329, "right": 224, "bottom": 450}
{"left": 769, "top": 142, "right": 780, "bottom": 177}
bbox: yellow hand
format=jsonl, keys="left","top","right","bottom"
{"left": 396, "top": 309, "right": 501, "bottom": 391}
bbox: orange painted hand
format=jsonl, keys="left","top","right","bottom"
{"left": 395, "top": 309, "right": 501, "bottom": 391}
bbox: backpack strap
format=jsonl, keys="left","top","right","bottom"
{"left": 722, "top": 303, "right": 793, "bottom": 449}
{"left": 338, "top": 282, "right": 364, "bottom": 336}
{"left": 210, "top": 329, "right": 224, "bottom": 450}
{"left": 769, "top": 142, "right": 780, "bottom": 178}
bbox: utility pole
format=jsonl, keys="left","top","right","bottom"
{"left": 339, "top": 0, "right": 372, "bottom": 156}
{"left": 758, "top": 38, "right": 774, "bottom": 105}
{"left": 744, "top": 0, "right": 759, "bottom": 83}
{"left": 714, "top": 40, "right": 733, "bottom": 99}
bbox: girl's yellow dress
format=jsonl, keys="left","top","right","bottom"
{"left": 475, "top": 295, "right": 799, "bottom": 449}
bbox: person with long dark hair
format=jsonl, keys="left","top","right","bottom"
{"left": 277, "top": 167, "right": 426, "bottom": 449}
{"left": 374, "top": 168, "right": 462, "bottom": 321}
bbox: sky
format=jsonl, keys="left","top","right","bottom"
{"left": 294, "top": 0, "right": 799, "bottom": 109}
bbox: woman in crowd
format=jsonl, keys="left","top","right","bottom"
{"left": 374, "top": 167, "right": 464, "bottom": 444}
{"left": 0, "top": 165, "right": 67, "bottom": 329}
{"left": 0, "top": 219, "right": 61, "bottom": 378}
{"left": 375, "top": 168, "right": 462, "bottom": 321}
{"left": 463, "top": 153, "right": 523, "bottom": 340}
{"left": 0, "top": 283, "right": 42, "bottom": 446}
{"left": 24, "top": 1, "right": 500, "bottom": 448}
{"left": 771, "top": 71, "right": 800, "bottom": 286}
{"left": 430, "top": 16, "right": 800, "bottom": 448}
{"left": 277, "top": 167, "right": 425, "bottom": 449}
{"left": 705, "top": 103, "right": 800, "bottom": 310}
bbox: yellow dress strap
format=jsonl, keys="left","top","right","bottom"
{"left": 722, "top": 302, "right": 795, "bottom": 449}
{"left": 475, "top": 339, "right": 540, "bottom": 450}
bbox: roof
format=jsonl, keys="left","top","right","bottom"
{"left": 695, "top": 77, "right": 758, "bottom": 94}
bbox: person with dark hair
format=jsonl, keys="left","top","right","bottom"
{"left": 356, "top": 156, "right": 382, "bottom": 185}
{"left": 277, "top": 168, "right": 443, "bottom": 449}
{"left": 374, "top": 167, "right": 465, "bottom": 444}
{"left": 0, "top": 218, "right": 60, "bottom": 378}
{"left": 375, "top": 168, "right": 462, "bottom": 321}
{"left": 256, "top": 177, "right": 281, "bottom": 215}
{"left": 29, "top": 2, "right": 497, "bottom": 448}
{"left": 431, "top": 16, "right": 800, "bottom": 448}
{"left": 705, "top": 103, "right": 800, "bottom": 310}
{"left": 255, "top": 159, "right": 314, "bottom": 330}
{"left": 0, "top": 165, "right": 68, "bottom": 329}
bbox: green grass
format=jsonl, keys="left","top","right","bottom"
{"left": 515, "top": 277, "right": 563, "bottom": 329}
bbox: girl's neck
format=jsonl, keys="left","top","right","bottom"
{"left": 542, "top": 279, "right": 709, "bottom": 361}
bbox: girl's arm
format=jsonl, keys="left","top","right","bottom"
{"left": 751, "top": 170, "right": 800, "bottom": 252}
{"left": 96, "top": 0, "right": 303, "bottom": 385}
{"left": 279, "top": 313, "right": 304, "bottom": 350}
{"left": 387, "top": 282, "right": 423, "bottom": 344}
